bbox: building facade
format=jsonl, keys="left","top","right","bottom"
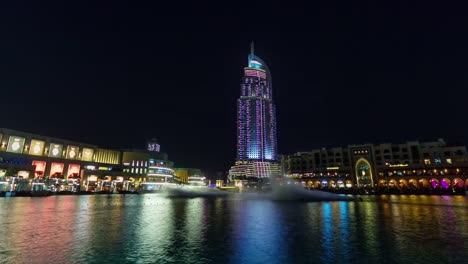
{"left": 174, "top": 168, "right": 206, "bottom": 185}
{"left": 229, "top": 44, "right": 280, "bottom": 181}
{"left": 0, "top": 128, "right": 174, "bottom": 194}
{"left": 282, "top": 139, "right": 468, "bottom": 193}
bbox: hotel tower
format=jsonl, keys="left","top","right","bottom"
{"left": 229, "top": 43, "right": 281, "bottom": 181}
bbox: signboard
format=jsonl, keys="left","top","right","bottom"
{"left": 81, "top": 148, "right": 94, "bottom": 161}
{"left": 7, "top": 136, "right": 25, "bottom": 153}
{"left": 147, "top": 143, "right": 160, "bottom": 152}
{"left": 30, "top": 140, "right": 45, "bottom": 156}
{"left": 49, "top": 143, "right": 63, "bottom": 158}
{"left": 66, "top": 145, "right": 79, "bottom": 160}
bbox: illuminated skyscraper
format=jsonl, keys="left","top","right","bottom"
{"left": 229, "top": 43, "right": 280, "bottom": 180}
{"left": 237, "top": 43, "right": 277, "bottom": 161}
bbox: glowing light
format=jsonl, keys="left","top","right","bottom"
{"left": 147, "top": 173, "right": 174, "bottom": 177}
{"left": 50, "top": 163, "right": 64, "bottom": 176}
{"left": 12, "top": 142, "right": 20, "bottom": 151}
{"left": 52, "top": 148, "right": 59, "bottom": 156}
{"left": 33, "top": 145, "right": 40, "bottom": 153}
{"left": 32, "top": 161, "right": 46, "bottom": 173}
{"left": 30, "top": 140, "right": 45, "bottom": 156}
{"left": 88, "top": 176, "right": 98, "bottom": 181}
{"left": 389, "top": 164, "right": 408, "bottom": 167}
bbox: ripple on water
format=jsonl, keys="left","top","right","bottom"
{"left": 0, "top": 195, "right": 467, "bottom": 263}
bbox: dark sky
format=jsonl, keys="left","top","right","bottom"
{"left": 1, "top": 1, "right": 467, "bottom": 176}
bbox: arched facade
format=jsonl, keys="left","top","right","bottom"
{"left": 354, "top": 158, "right": 374, "bottom": 188}
{"left": 409, "top": 179, "right": 418, "bottom": 189}
{"left": 452, "top": 178, "right": 464, "bottom": 188}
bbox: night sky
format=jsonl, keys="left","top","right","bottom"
{"left": 1, "top": 1, "right": 467, "bottom": 176}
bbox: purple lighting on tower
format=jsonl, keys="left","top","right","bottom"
{"left": 236, "top": 44, "right": 277, "bottom": 162}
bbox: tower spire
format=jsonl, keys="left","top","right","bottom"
{"left": 250, "top": 41, "right": 254, "bottom": 57}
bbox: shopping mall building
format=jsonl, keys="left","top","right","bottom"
{"left": 281, "top": 139, "right": 468, "bottom": 193}
{"left": 0, "top": 128, "right": 176, "bottom": 193}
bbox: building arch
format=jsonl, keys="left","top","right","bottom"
{"left": 452, "top": 178, "right": 464, "bottom": 188}
{"left": 354, "top": 158, "right": 374, "bottom": 188}
{"left": 418, "top": 179, "right": 430, "bottom": 189}
{"left": 441, "top": 178, "right": 451, "bottom": 189}
{"left": 408, "top": 179, "right": 418, "bottom": 189}
{"left": 388, "top": 179, "right": 398, "bottom": 189}
{"left": 430, "top": 178, "right": 439, "bottom": 188}
{"left": 320, "top": 180, "right": 329, "bottom": 189}
{"left": 329, "top": 180, "right": 336, "bottom": 189}
{"left": 378, "top": 179, "right": 387, "bottom": 187}
{"left": 399, "top": 179, "right": 409, "bottom": 189}
{"left": 313, "top": 181, "right": 321, "bottom": 189}
{"left": 337, "top": 180, "right": 345, "bottom": 188}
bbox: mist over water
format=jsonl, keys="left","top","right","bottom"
{"left": 0, "top": 194, "right": 467, "bottom": 264}
{"left": 163, "top": 184, "right": 355, "bottom": 202}
{"left": 163, "top": 184, "right": 354, "bottom": 202}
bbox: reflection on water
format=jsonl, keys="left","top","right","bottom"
{"left": 0, "top": 195, "right": 467, "bottom": 263}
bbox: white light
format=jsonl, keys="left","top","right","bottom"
{"left": 33, "top": 145, "right": 41, "bottom": 153}
{"left": 52, "top": 148, "right": 59, "bottom": 156}
{"left": 11, "top": 142, "right": 20, "bottom": 151}
{"left": 147, "top": 173, "right": 174, "bottom": 177}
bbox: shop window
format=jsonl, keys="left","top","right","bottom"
{"left": 424, "top": 159, "right": 431, "bottom": 165}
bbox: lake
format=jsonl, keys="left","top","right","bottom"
{"left": 0, "top": 193, "right": 467, "bottom": 263}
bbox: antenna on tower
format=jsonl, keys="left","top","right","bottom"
{"left": 250, "top": 41, "right": 255, "bottom": 57}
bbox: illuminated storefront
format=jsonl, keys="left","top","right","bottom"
{"left": 0, "top": 128, "right": 175, "bottom": 193}
{"left": 32, "top": 161, "right": 46, "bottom": 178}
{"left": 67, "top": 164, "right": 80, "bottom": 179}
{"left": 50, "top": 163, "right": 64, "bottom": 178}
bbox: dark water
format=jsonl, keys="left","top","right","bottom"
{"left": 0, "top": 194, "right": 467, "bottom": 264}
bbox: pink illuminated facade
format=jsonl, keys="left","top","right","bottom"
{"left": 229, "top": 43, "right": 281, "bottom": 180}
{"left": 237, "top": 44, "right": 277, "bottom": 162}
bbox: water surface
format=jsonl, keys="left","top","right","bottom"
{"left": 0, "top": 194, "right": 467, "bottom": 263}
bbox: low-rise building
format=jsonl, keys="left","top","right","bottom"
{"left": 281, "top": 139, "right": 468, "bottom": 193}
{"left": 174, "top": 168, "right": 206, "bottom": 185}
{"left": 0, "top": 128, "right": 174, "bottom": 193}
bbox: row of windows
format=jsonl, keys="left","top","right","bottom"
{"left": 123, "top": 168, "right": 147, "bottom": 174}
{"left": 300, "top": 149, "right": 465, "bottom": 158}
